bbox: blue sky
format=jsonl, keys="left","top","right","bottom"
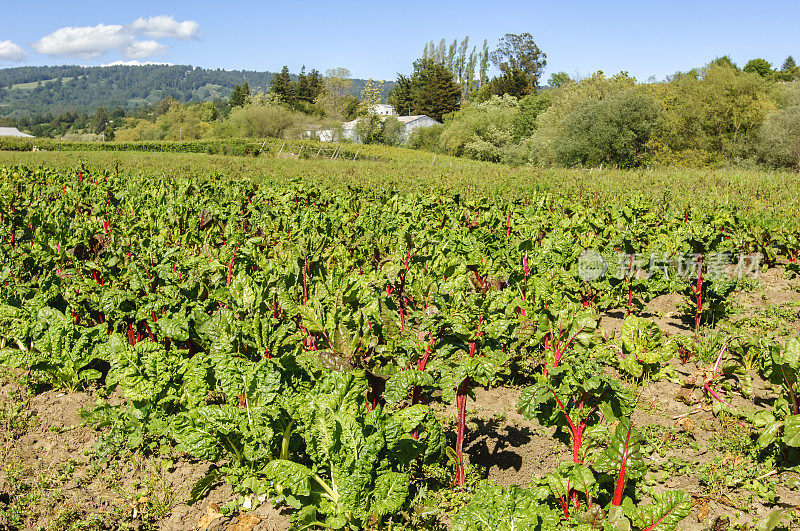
{"left": 1, "top": 1, "right": 798, "bottom": 81}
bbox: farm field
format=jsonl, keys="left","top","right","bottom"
{"left": 1, "top": 149, "right": 800, "bottom": 530}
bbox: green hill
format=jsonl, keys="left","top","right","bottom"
{"left": 0, "top": 64, "right": 391, "bottom": 117}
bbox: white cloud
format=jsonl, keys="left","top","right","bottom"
{"left": 32, "top": 23, "right": 128, "bottom": 58}
{"left": 129, "top": 15, "right": 199, "bottom": 40}
{"left": 123, "top": 40, "right": 166, "bottom": 59}
{"left": 0, "top": 40, "right": 27, "bottom": 62}
{"left": 101, "top": 59, "right": 173, "bottom": 67}
{"left": 31, "top": 16, "right": 198, "bottom": 60}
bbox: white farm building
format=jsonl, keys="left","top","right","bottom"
{"left": 0, "top": 127, "right": 33, "bottom": 138}
{"left": 315, "top": 104, "right": 440, "bottom": 143}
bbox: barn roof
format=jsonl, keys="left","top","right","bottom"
{"left": 0, "top": 127, "right": 34, "bottom": 138}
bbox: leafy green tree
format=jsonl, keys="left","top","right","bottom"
{"left": 407, "top": 123, "right": 443, "bottom": 151}
{"left": 342, "top": 95, "right": 361, "bottom": 121}
{"left": 743, "top": 58, "right": 774, "bottom": 78}
{"left": 463, "top": 46, "right": 478, "bottom": 101}
{"left": 218, "top": 101, "right": 302, "bottom": 139}
{"left": 514, "top": 92, "right": 551, "bottom": 140}
{"left": 478, "top": 39, "right": 490, "bottom": 88}
{"left": 490, "top": 33, "right": 547, "bottom": 90}
{"left": 447, "top": 39, "right": 457, "bottom": 72}
{"left": 710, "top": 55, "right": 739, "bottom": 70}
{"left": 355, "top": 79, "right": 383, "bottom": 143}
{"left": 380, "top": 116, "right": 406, "bottom": 146}
{"left": 547, "top": 72, "right": 572, "bottom": 88}
{"left": 438, "top": 94, "right": 519, "bottom": 162}
{"left": 270, "top": 66, "right": 295, "bottom": 104}
{"left": 316, "top": 67, "right": 352, "bottom": 120}
{"left": 481, "top": 69, "right": 531, "bottom": 99}
{"left": 92, "top": 107, "right": 110, "bottom": 134}
{"left": 153, "top": 97, "right": 179, "bottom": 117}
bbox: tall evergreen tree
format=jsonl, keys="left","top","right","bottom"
{"left": 485, "top": 69, "right": 531, "bottom": 98}
{"left": 297, "top": 66, "right": 312, "bottom": 103}
{"left": 229, "top": 82, "right": 250, "bottom": 107}
{"left": 779, "top": 56, "right": 800, "bottom": 81}
{"left": 388, "top": 74, "right": 415, "bottom": 116}
{"left": 390, "top": 59, "right": 460, "bottom": 121}
{"left": 229, "top": 84, "right": 242, "bottom": 107}
{"left": 270, "top": 66, "right": 295, "bottom": 104}
{"left": 411, "top": 58, "right": 461, "bottom": 121}
{"left": 307, "top": 69, "right": 325, "bottom": 101}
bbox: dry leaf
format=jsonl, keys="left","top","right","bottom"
{"left": 675, "top": 388, "right": 700, "bottom": 405}
{"left": 198, "top": 503, "right": 223, "bottom": 530}
{"left": 697, "top": 501, "right": 709, "bottom": 522}
{"left": 676, "top": 417, "right": 695, "bottom": 435}
{"left": 719, "top": 494, "right": 736, "bottom": 508}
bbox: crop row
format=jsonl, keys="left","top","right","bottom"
{"left": 1, "top": 164, "right": 799, "bottom": 529}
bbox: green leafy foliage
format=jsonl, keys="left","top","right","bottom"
{"left": 452, "top": 480, "right": 555, "bottom": 530}
{"left": 0, "top": 161, "right": 784, "bottom": 529}
{"left": 519, "top": 359, "right": 634, "bottom": 463}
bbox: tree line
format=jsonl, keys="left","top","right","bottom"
{"left": 3, "top": 34, "right": 799, "bottom": 170}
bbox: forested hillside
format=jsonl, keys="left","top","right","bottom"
{"left": 0, "top": 64, "right": 387, "bottom": 117}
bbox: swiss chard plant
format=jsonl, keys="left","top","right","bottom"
{"left": 451, "top": 480, "right": 560, "bottom": 530}
{"left": 519, "top": 359, "right": 635, "bottom": 465}
{"left": 2, "top": 307, "right": 104, "bottom": 391}
{"left": 613, "top": 316, "right": 671, "bottom": 380}
{"left": 754, "top": 338, "right": 800, "bottom": 452}
{"left": 264, "top": 370, "right": 443, "bottom": 529}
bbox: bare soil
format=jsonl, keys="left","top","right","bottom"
{"left": 0, "top": 379, "right": 290, "bottom": 531}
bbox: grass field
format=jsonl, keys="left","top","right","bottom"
{"left": 2, "top": 147, "right": 799, "bottom": 207}
{"left": 1, "top": 147, "right": 800, "bottom": 530}
{"left": 8, "top": 77, "right": 75, "bottom": 90}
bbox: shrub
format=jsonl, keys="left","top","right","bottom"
{"left": 554, "top": 90, "right": 662, "bottom": 168}
{"left": 755, "top": 105, "right": 800, "bottom": 169}
{"left": 407, "top": 123, "right": 443, "bottom": 152}
{"left": 438, "top": 95, "right": 519, "bottom": 161}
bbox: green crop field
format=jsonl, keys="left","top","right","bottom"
{"left": 1, "top": 147, "right": 799, "bottom": 530}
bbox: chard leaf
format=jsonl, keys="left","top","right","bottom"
{"left": 452, "top": 480, "right": 543, "bottom": 531}
{"left": 784, "top": 415, "right": 800, "bottom": 447}
{"left": 263, "top": 459, "right": 312, "bottom": 497}
{"left": 630, "top": 490, "right": 691, "bottom": 531}
{"left": 371, "top": 471, "right": 410, "bottom": 516}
